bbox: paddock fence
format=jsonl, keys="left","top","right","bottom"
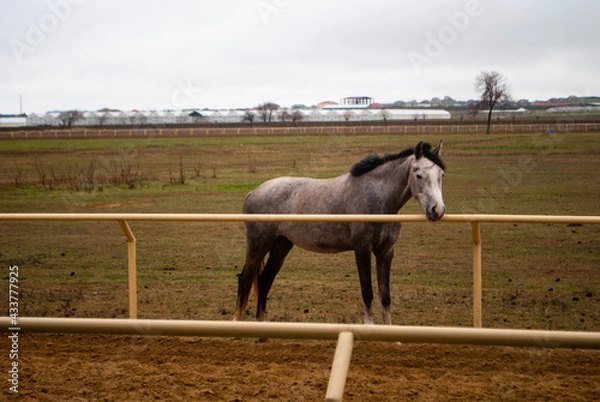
{"left": 2, "top": 213, "right": 599, "bottom": 401}
{"left": 1, "top": 122, "right": 600, "bottom": 139}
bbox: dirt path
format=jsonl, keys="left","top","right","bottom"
{"left": 4, "top": 333, "right": 599, "bottom": 401}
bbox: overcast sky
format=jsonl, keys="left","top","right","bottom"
{"left": 1, "top": 0, "right": 598, "bottom": 113}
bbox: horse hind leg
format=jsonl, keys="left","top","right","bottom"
{"left": 234, "top": 259, "right": 264, "bottom": 320}
{"left": 256, "top": 236, "right": 293, "bottom": 322}
{"left": 234, "top": 251, "right": 267, "bottom": 321}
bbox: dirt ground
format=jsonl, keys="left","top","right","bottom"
{"left": 3, "top": 332, "right": 599, "bottom": 401}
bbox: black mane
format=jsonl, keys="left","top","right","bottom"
{"left": 350, "top": 143, "right": 445, "bottom": 176}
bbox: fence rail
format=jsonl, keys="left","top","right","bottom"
{"left": 1, "top": 122, "right": 600, "bottom": 139}
{"left": 2, "top": 212, "right": 599, "bottom": 401}
{"left": 1, "top": 317, "right": 598, "bottom": 401}
{"left": 3, "top": 212, "right": 600, "bottom": 223}
{"left": 2, "top": 212, "right": 599, "bottom": 323}
{"left": 4, "top": 317, "right": 598, "bottom": 348}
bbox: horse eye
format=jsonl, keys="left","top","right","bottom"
{"left": 416, "top": 174, "right": 423, "bottom": 180}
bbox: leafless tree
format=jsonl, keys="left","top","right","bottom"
{"left": 98, "top": 112, "right": 109, "bottom": 126}
{"left": 243, "top": 111, "right": 256, "bottom": 127}
{"left": 57, "top": 110, "right": 84, "bottom": 127}
{"left": 257, "top": 102, "right": 280, "bottom": 123}
{"left": 474, "top": 71, "right": 511, "bottom": 134}
{"left": 129, "top": 113, "right": 138, "bottom": 125}
{"left": 343, "top": 111, "right": 353, "bottom": 122}
{"left": 280, "top": 108, "right": 291, "bottom": 123}
{"left": 381, "top": 110, "right": 391, "bottom": 126}
{"left": 290, "top": 109, "right": 303, "bottom": 127}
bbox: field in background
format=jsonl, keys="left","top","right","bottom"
{"left": 0, "top": 131, "right": 599, "bottom": 331}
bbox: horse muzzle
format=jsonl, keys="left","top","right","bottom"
{"left": 426, "top": 204, "right": 446, "bottom": 221}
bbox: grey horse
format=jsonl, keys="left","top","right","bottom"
{"left": 234, "top": 141, "right": 445, "bottom": 326}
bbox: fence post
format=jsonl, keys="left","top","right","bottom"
{"left": 471, "top": 222, "right": 482, "bottom": 328}
{"left": 325, "top": 331, "right": 354, "bottom": 402}
{"left": 118, "top": 221, "right": 137, "bottom": 319}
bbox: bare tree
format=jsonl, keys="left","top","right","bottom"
{"left": 381, "top": 110, "right": 391, "bottom": 126}
{"left": 98, "top": 112, "right": 109, "bottom": 126}
{"left": 257, "top": 102, "right": 280, "bottom": 123}
{"left": 290, "top": 108, "right": 303, "bottom": 127}
{"left": 57, "top": 110, "right": 84, "bottom": 127}
{"left": 280, "top": 108, "right": 291, "bottom": 123}
{"left": 474, "top": 71, "right": 511, "bottom": 134}
{"left": 243, "top": 111, "right": 256, "bottom": 127}
{"left": 129, "top": 113, "right": 138, "bottom": 125}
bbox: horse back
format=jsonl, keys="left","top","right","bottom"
{"left": 244, "top": 176, "right": 349, "bottom": 214}
{"left": 243, "top": 175, "right": 401, "bottom": 253}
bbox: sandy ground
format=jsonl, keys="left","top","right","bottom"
{"left": 3, "top": 332, "right": 599, "bottom": 401}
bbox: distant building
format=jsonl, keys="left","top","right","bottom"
{"left": 547, "top": 106, "right": 600, "bottom": 114}
{"left": 188, "top": 111, "right": 206, "bottom": 123}
{"left": 479, "top": 108, "right": 528, "bottom": 114}
{"left": 25, "top": 110, "right": 202, "bottom": 126}
{"left": 293, "top": 108, "right": 450, "bottom": 122}
{"left": 340, "top": 96, "right": 373, "bottom": 107}
{"left": 22, "top": 106, "right": 451, "bottom": 127}
{"left": 532, "top": 101, "right": 569, "bottom": 108}
{"left": 0, "top": 114, "right": 27, "bottom": 127}
{"left": 317, "top": 101, "right": 338, "bottom": 108}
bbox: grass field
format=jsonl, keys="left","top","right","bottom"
{"left": 0, "top": 131, "right": 599, "bottom": 331}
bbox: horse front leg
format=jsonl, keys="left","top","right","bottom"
{"left": 354, "top": 245, "right": 374, "bottom": 325}
{"left": 375, "top": 246, "right": 394, "bottom": 325}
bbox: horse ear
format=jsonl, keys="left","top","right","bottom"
{"left": 432, "top": 140, "right": 443, "bottom": 156}
{"left": 414, "top": 142, "right": 424, "bottom": 159}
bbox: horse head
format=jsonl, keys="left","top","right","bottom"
{"left": 409, "top": 140, "right": 446, "bottom": 221}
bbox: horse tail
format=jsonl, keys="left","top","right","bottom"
{"left": 239, "top": 258, "right": 265, "bottom": 312}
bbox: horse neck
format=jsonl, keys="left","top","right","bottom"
{"left": 373, "top": 156, "right": 414, "bottom": 213}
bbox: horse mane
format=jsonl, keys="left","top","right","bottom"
{"left": 350, "top": 143, "right": 445, "bottom": 176}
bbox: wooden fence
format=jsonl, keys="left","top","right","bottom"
{"left": 2, "top": 212, "right": 599, "bottom": 401}
{"left": 1, "top": 123, "right": 600, "bottom": 139}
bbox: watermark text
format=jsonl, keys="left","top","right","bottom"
{"left": 408, "top": 0, "right": 483, "bottom": 75}
{"left": 7, "top": 265, "right": 20, "bottom": 394}
{"left": 8, "top": 0, "right": 86, "bottom": 63}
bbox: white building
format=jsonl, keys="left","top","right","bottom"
{"left": 24, "top": 107, "right": 450, "bottom": 127}
{"left": 297, "top": 107, "right": 450, "bottom": 122}
{"left": 0, "top": 115, "right": 27, "bottom": 127}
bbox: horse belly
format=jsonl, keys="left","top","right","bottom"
{"left": 279, "top": 222, "right": 353, "bottom": 254}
